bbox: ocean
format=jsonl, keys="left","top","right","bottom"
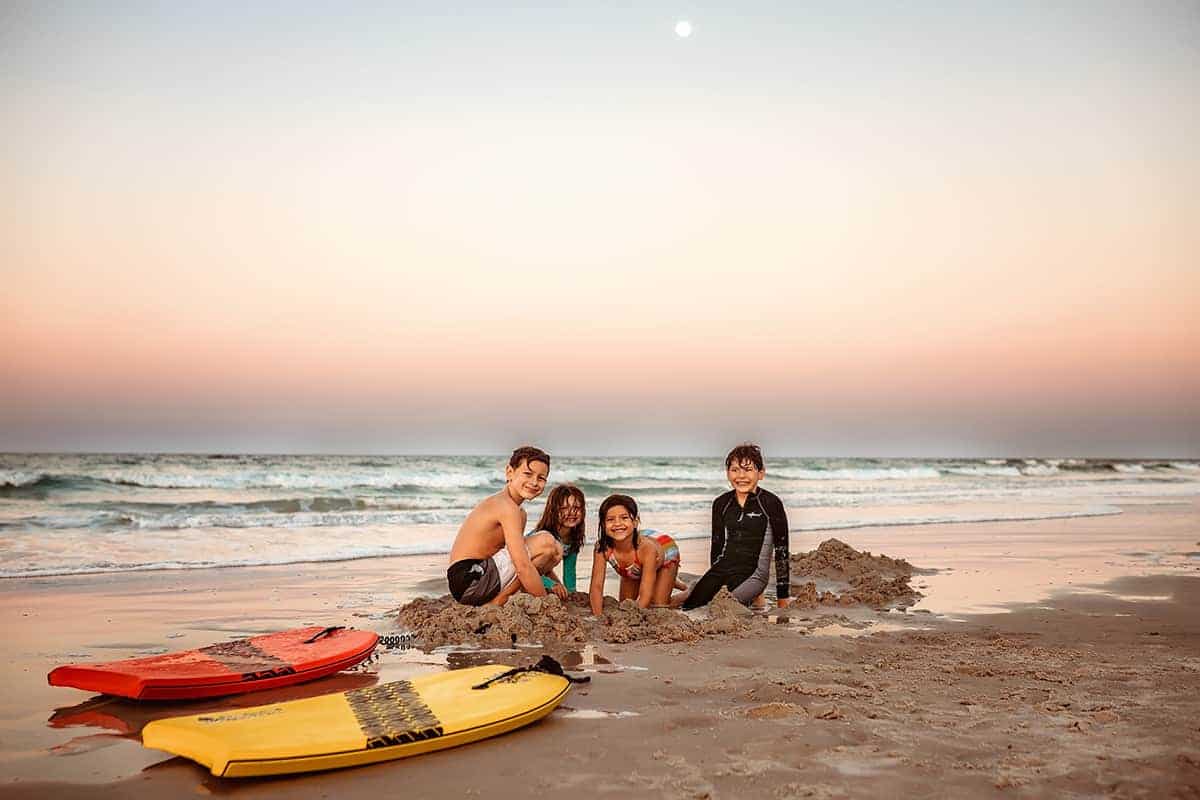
{"left": 2, "top": 454, "right": 1197, "bottom": 579}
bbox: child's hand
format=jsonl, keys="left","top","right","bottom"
{"left": 551, "top": 582, "right": 568, "bottom": 600}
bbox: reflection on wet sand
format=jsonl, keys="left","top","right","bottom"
{"left": 47, "top": 672, "right": 380, "bottom": 736}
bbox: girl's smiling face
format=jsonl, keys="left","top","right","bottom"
{"left": 603, "top": 504, "right": 637, "bottom": 544}
{"left": 559, "top": 497, "right": 584, "bottom": 529}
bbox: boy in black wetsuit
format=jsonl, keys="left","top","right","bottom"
{"left": 678, "top": 443, "right": 791, "bottom": 610}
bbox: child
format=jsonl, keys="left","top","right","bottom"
{"left": 446, "top": 446, "right": 563, "bottom": 607}
{"left": 532, "top": 484, "right": 586, "bottom": 598}
{"left": 588, "top": 494, "right": 681, "bottom": 615}
{"left": 678, "top": 443, "right": 791, "bottom": 610}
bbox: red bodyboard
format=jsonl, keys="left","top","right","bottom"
{"left": 48, "top": 626, "right": 378, "bottom": 700}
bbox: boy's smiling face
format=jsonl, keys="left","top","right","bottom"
{"left": 505, "top": 458, "right": 549, "bottom": 501}
{"left": 727, "top": 459, "right": 765, "bottom": 495}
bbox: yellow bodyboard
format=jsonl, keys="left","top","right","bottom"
{"left": 141, "top": 664, "right": 571, "bottom": 777}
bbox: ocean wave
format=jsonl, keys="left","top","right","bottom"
{"left": 0, "top": 469, "right": 498, "bottom": 492}
{"left": 770, "top": 467, "right": 943, "bottom": 481}
{"left": 0, "top": 471, "right": 51, "bottom": 489}
{"left": 554, "top": 467, "right": 714, "bottom": 484}
{"left": 97, "top": 469, "right": 498, "bottom": 491}
{"left": 0, "top": 541, "right": 459, "bottom": 579}
{"left": 127, "top": 509, "right": 465, "bottom": 530}
{"left": 791, "top": 505, "right": 1123, "bottom": 533}
{"left": 5, "top": 495, "right": 476, "bottom": 531}
{"left": 942, "top": 466, "right": 1024, "bottom": 477}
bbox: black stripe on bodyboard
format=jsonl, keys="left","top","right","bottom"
{"left": 345, "top": 680, "right": 444, "bottom": 748}
{"left": 199, "top": 639, "right": 297, "bottom": 681}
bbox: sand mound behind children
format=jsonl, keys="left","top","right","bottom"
{"left": 789, "top": 538, "right": 923, "bottom": 608}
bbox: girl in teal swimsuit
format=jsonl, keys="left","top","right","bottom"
{"left": 533, "top": 484, "right": 586, "bottom": 598}
{"left": 588, "top": 494, "right": 682, "bottom": 616}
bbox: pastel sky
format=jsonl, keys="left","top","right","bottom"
{"left": 4, "top": 2, "right": 1198, "bottom": 456}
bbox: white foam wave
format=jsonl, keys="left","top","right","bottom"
{"left": 771, "top": 467, "right": 942, "bottom": 481}
{"left": 0, "top": 540, "right": 458, "bottom": 579}
{"left": 1113, "top": 464, "right": 1145, "bottom": 473}
{"left": 86, "top": 467, "right": 496, "bottom": 491}
{"left": 943, "top": 466, "right": 1023, "bottom": 477}
{"left": 6, "top": 510, "right": 133, "bottom": 530}
{"left": 554, "top": 466, "right": 714, "bottom": 483}
{"left": 124, "top": 509, "right": 465, "bottom": 530}
{"left": 0, "top": 470, "right": 46, "bottom": 488}
{"left": 1019, "top": 464, "right": 1060, "bottom": 476}
{"left": 793, "top": 505, "right": 1123, "bottom": 533}
{"left": 1169, "top": 462, "right": 1200, "bottom": 472}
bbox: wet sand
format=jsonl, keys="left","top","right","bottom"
{"left": 2, "top": 503, "right": 1198, "bottom": 798}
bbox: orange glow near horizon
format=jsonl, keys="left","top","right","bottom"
{"left": 4, "top": 3, "right": 1198, "bottom": 454}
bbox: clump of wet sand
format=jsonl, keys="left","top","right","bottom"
{"left": 395, "top": 587, "right": 766, "bottom": 647}
{"left": 396, "top": 593, "right": 590, "bottom": 648}
{"left": 602, "top": 588, "right": 761, "bottom": 643}
{"left": 790, "top": 538, "right": 924, "bottom": 608}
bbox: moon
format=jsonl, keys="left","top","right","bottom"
{"left": 674, "top": 20, "right": 692, "bottom": 38}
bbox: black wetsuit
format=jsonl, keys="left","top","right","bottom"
{"left": 681, "top": 487, "right": 790, "bottom": 609}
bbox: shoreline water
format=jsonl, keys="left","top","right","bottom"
{"left": 2, "top": 502, "right": 1198, "bottom": 796}
{"left": 3, "top": 453, "right": 1197, "bottom": 580}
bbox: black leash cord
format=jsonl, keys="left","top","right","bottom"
{"left": 472, "top": 655, "right": 591, "bottom": 690}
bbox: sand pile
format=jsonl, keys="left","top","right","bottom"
{"left": 789, "top": 538, "right": 923, "bottom": 608}
{"left": 395, "top": 587, "right": 766, "bottom": 647}
{"left": 599, "top": 588, "right": 762, "bottom": 643}
{"left": 395, "top": 593, "right": 589, "bottom": 648}
{"left": 702, "top": 587, "right": 761, "bottom": 635}
{"left": 600, "top": 599, "right": 701, "bottom": 644}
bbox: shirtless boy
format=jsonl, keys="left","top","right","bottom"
{"left": 446, "top": 446, "right": 563, "bottom": 606}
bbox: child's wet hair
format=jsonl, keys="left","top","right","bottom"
{"left": 534, "top": 484, "right": 586, "bottom": 556}
{"left": 724, "top": 443, "right": 764, "bottom": 471}
{"left": 596, "top": 494, "right": 639, "bottom": 552}
{"left": 509, "top": 445, "right": 550, "bottom": 471}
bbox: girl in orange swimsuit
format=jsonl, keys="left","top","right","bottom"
{"left": 588, "top": 494, "right": 682, "bottom": 616}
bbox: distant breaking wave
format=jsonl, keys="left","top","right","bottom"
{"left": 0, "top": 470, "right": 498, "bottom": 493}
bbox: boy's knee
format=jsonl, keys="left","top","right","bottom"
{"left": 529, "top": 533, "right": 562, "bottom": 564}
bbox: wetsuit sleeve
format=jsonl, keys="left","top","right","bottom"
{"left": 767, "top": 492, "right": 790, "bottom": 598}
{"left": 710, "top": 496, "right": 725, "bottom": 568}
{"left": 562, "top": 550, "right": 577, "bottom": 592}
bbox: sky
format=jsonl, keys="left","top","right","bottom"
{"left": 3, "top": 1, "right": 1198, "bottom": 457}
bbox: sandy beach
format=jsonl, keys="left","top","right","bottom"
{"left": 3, "top": 502, "right": 1198, "bottom": 798}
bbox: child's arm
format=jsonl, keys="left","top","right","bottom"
{"left": 710, "top": 497, "right": 725, "bottom": 567}
{"left": 541, "top": 570, "right": 568, "bottom": 598}
{"left": 501, "top": 506, "right": 546, "bottom": 597}
{"left": 635, "top": 538, "right": 658, "bottom": 608}
{"left": 562, "top": 549, "right": 577, "bottom": 592}
{"left": 588, "top": 548, "right": 607, "bottom": 616}
{"left": 766, "top": 492, "right": 791, "bottom": 607}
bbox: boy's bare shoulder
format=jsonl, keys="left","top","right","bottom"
{"left": 476, "top": 491, "right": 524, "bottom": 521}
